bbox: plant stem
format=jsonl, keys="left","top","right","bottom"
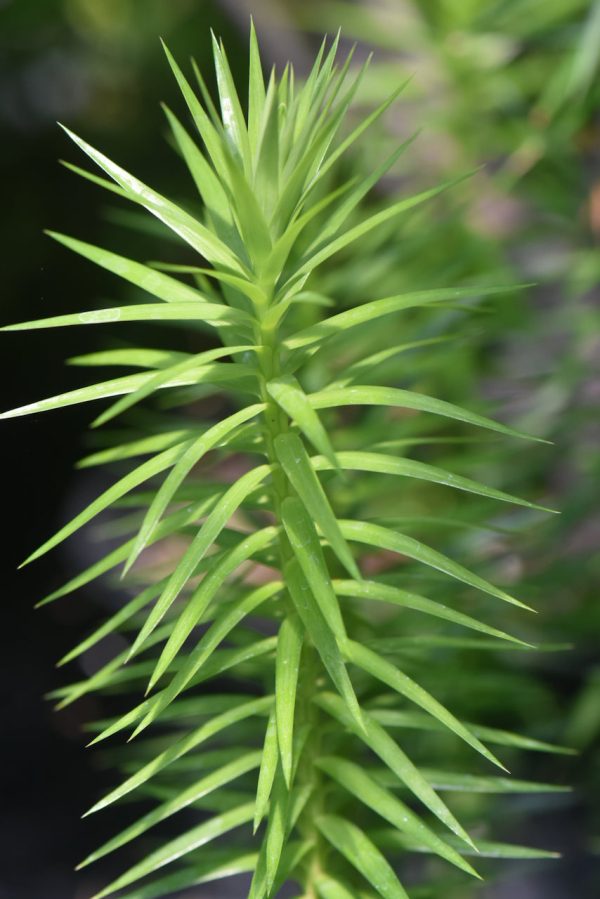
{"left": 255, "top": 311, "right": 325, "bottom": 894}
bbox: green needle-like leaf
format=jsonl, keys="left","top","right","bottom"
{"left": 211, "top": 32, "right": 252, "bottom": 171}
{"left": 254, "top": 73, "right": 280, "bottom": 220}
{"left": 85, "top": 696, "right": 272, "bottom": 814}
{"left": 20, "top": 441, "right": 192, "bottom": 566}
{"left": 276, "top": 434, "right": 360, "bottom": 578}
{"left": 418, "top": 769, "right": 569, "bottom": 794}
{"left": 0, "top": 362, "right": 250, "bottom": 421}
{"left": 374, "top": 830, "right": 560, "bottom": 861}
{"left": 316, "top": 76, "right": 413, "bottom": 182}
{"left": 334, "top": 337, "right": 450, "bottom": 387}
{"left": 57, "top": 580, "right": 164, "bottom": 666}
{"left": 125, "top": 403, "right": 265, "bottom": 572}
{"left": 281, "top": 496, "right": 347, "bottom": 642}
{"left": 129, "top": 464, "right": 272, "bottom": 656}
{"left": 91, "top": 802, "right": 255, "bottom": 898}
{"left": 161, "top": 41, "right": 230, "bottom": 178}
{"left": 310, "top": 385, "right": 547, "bottom": 443}
{"left": 92, "top": 346, "right": 256, "bottom": 427}
{"left": 77, "top": 429, "right": 194, "bottom": 468}
{"left": 138, "top": 578, "right": 282, "bottom": 734}
{"left": 38, "top": 493, "right": 221, "bottom": 606}
{"left": 250, "top": 768, "right": 291, "bottom": 898}
{"left": 317, "top": 814, "right": 410, "bottom": 899}
{"left": 345, "top": 641, "right": 505, "bottom": 770}
{"left": 316, "top": 692, "right": 475, "bottom": 849}
{"left": 221, "top": 148, "right": 273, "bottom": 269}
{"left": 339, "top": 520, "right": 532, "bottom": 610}
{"left": 1, "top": 300, "right": 250, "bottom": 336}
{"left": 368, "top": 708, "right": 574, "bottom": 755}
{"left": 312, "top": 451, "right": 555, "bottom": 513}
{"left": 89, "top": 640, "right": 277, "bottom": 746}
{"left": 60, "top": 124, "right": 245, "bottom": 272}
{"left": 78, "top": 751, "right": 261, "bottom": 868}
{"left": 308, "top": 136, "right": 418, "bottom": 250}
{"left": 254, "top": 708, "right": 279, "bottom": 834}
{"left": 333, "top": 580, "right": 529, "bottom": 646}
{"left": 46, "top": 231, "right": 205, "bottom": 303}
{"left": 275, "top": 614, "right": 303, "bottom": 787}
{"left": 285, "top": 287, "right": 503, "bottom": 352}
{"left": 68, "top": 346, "right": 189, "bottom": 369}
{"left": 293, "top": 171, "right": 476, "bottom": 281}
{"left": 248, "top": 19, "right": 266, "bottom": 155}
{"left": 268, "top": 375, "right": 338, "bottom": 468}
{"left": 152, "top": 533, "right": 279, "bottom": 685}
{"left": 162, "top": 105, "right": 235, "bottom": 239}
{"left": 285, "top": 557, "right": 363, "bottom": 731}
{"left": 113, "top": 852, "right": 259, "bottom": 899}
{"left": 317, "top": 757, "right": 479, "bottom": 877}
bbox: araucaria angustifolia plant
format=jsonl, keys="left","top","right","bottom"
{"left": 3, "top": 26, "right": 564, "bottom": 899}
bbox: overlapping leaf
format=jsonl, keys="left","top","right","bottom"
{"left": 4, "top": 27, "right": 560, "bottom": 899}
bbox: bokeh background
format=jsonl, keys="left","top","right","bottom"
{"left": 1, "top": 1, "right": 598, "bottom": 897}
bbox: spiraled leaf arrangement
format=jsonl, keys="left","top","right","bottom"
{"left": 3, "top": 27, "right": 567, "bottom": 899}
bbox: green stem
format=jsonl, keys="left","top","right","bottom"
{"left": 255, "top": 312, "right": 325, "bottom": 895}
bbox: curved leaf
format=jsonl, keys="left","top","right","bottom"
{"left": 250, "top": 769, "right": 291, "bottom": 898}
{"left": 60, "top": 124, "right": 245, "bottom": 273}
{"left": 89, "top": 639, "right": 277, "bottom": 746}
{"left": 339, "top": 519, "right": 531, "bottom": 610}
{"left": 162, "top": 105, "right": 235, "bottom": 239}
{"left": 284, "top": 287, "right": 508, "bottom": 352}
{"left": 291, "top": 170, "right": 474, "bottom": 279}
{"left": 46, "top": 231, "right": 205, "bottom": 304}
{"left": 333, "top": 579, "right": 529, "bottom": 647}
{"left": 310, "top": 385, "right": 547, "bottom": 442}
{"left": 374, "top": 829, "right": 560, "bottom": 861}
{"left": 0, "top": 362, "right": 252, "bottom": 421}
{"left": 93, "top": 345, "right": 257, "bottom": 427}
{"left": 367, "top": 708, "right": 575, "bottom": 755}
{"left": 418, "top": 769, "right": 569, "bottom": 795}
{"left": 37, "top": 492, "right": 222, "bottom": 606}
{"left": 112, "top": 851, "right": 258, "bottom": 899}
{"left": 58, "top": 580, "right": 165, "bottom": 666}
{"left": 77, "top": 429, "right": 193, "bottom": 468}
{"left": 68, "top": 346, "right": 189, "bottom": 369}
{"left": 1, "top": 300, "right": 250, "bottom": 336}
{"left": 312, "top": 451, "right": 554, "bottom": 513}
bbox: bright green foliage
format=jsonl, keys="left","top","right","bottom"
{"left": 2, "top": 28, "right": 564, "bottom": 899}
